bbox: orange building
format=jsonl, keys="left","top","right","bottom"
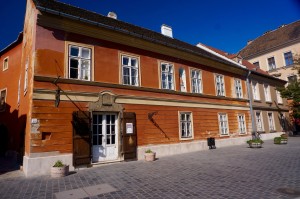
{"left": 0, "top": 0, "right": 289, "bottom": 176}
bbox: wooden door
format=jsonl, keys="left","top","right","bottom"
{"left": 72, "top": 111, "right": 91, "bottom": 166}
{"left": 122, "top": 112, "right": 137, "bottom": 160}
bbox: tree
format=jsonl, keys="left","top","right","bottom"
{"left": 277, "top": 55, "right": 300, "bottom": 124}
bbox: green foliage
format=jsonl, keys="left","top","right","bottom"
{"left": 145, "top": 149, "right": 153, "bottom": 153}
{"left": 53, "top": 160, "right": 64, "bottom": 167}
{"left": 246, "top": 138, "right": 264, "bottom": 144}
{"left": 274, "top": 137, "right": 281, "bottom": 144}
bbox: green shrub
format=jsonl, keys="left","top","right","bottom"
{"left": 145, "top": 149, "right": 153, "bottom": 153}
{"left": 247, "top": 138, "right": 264, "bottom": 144}
{"left": 274, "top": 137, "right": 281, "bottom": 144}
{"left": 53, "top": 160, "right": 64, "bottom": 167}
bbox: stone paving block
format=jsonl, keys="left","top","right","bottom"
{"left": 54, "top": 188, "right": 89, "bottom": 199}
{"left": 82, "top": 183, "right": 117, "bottom": 196}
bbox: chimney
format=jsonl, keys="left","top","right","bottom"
{"left": 161, "top": 24, "right": 173, "bottom": 38}
{"left": 107, "top": 12, "right": 117, "bottom": 19}
{"left": 247, "top": 40, "right": 253, "bottom": 45}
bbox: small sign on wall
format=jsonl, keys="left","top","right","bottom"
{"left": 126, "top": 123, "right": 133, "bottom": 134}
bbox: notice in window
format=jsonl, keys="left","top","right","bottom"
{"left": 126, "top": 123, "right": 133, "bottom": 134}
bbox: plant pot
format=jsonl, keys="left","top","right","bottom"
{"left": 51, "top": 165, "right": 69, "bottom": 177}
{"left": 280, "top": 139, "right": 288, "bottom": 144}
{"left": 249, "top": 142, "right": 262, "bottom": 148}
{"left": 144, "top": 152, "right": 156, "bottom": 161}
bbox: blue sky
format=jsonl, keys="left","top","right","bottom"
{"left": 1, "top": 0, "right": 300, "bottom": 54}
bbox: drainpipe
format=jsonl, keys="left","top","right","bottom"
{"left": 246, "top": 70, "right": 256, "bottom": 139}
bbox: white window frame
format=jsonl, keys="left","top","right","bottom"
{"left": 190, "top": 68, "right": 202, "bottom": 94}
{"left": 279, "top": 113, "right": 286, "bottom": 131}
{"left": 67, "top": 43, "right": 93, "bottom": 81}
{"left": 267, "top": 56, "right": 276, "bottom": 70}
{"left": 252, "top": 81, "right": 260, "bottom": 100}
{"left": 267, "top": 112, "right": 275, "bottom": 131}
{"left": 218, "top": 113, "right": 229, "bottom": 136}
{"left": 283, "top": 51, "right": 293, "bottom": 66}
{"left": 24, "top": 58, "right": 28, "bottom": 95}
{"left": 3, "top": 57, "right": 8, "bottom": 71}
{"left": 215, "top": 74, "right": 225, "bottom": 96}
{"left": 255, "top": 111, "right": 264, "bottom": 132}
{"left": 160, "top": 62, "right": 174, "bottom": 90}
{"left": 179, "top": 112, "right": 193, "bottom": 140}
{"left": 276, "top": 90, "right": 283, "bottom": 104}
{"left": 237, "top": 114, "right": 247, "bottom": 134}
{"left": 0, "top": 88, "right": 7, "bottom": 112}
{"left": 234, "top": 78, "right": 243, "bottom": 99}
{"left": 253, "top": 61, "right": 260, "bottom": 68}
{"left": 264, "top": 84, "right": 271, "bottom": 102}
{"left": 121, "top": 54, "right": 140, "bottom": 86}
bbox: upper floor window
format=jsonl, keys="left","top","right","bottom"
{"left": 284, "top": 51, "right": 293, "bottom": 66}
{"left": 287, "top": 75, "right": 297, "bottom": 84}
{"left": 238, "top": 114, "right": 246, "bottom": 134}
{"left": 264, "top": 84, "right": 271, "bottom": 102}
{"left": 276, "top": 90, "right": 283, "bottom": 104}
{"left": 0, "top": 89, "right": 7, "bottom": 112}
{"left": 218, "top": 113, "right": 229, "bottom": 135}
{"left": 179, "top": 112, "right": 193, "bottom": 140}
{"left": 161, "top": 63, "right": 174, "bottom": 90}
{"left": 179, "top": 68, "right": 187, "bottom": 92}
{"left": 253, "top": 61, "right": 260, "bottom": 68}
{"left": 122, "top": 55, "right": 139, "bottom": 86}
{"left": 215, "top": 74, "right": 225, "bottom": 96}
{"left": 267, "top": 112, "right": 275, "bottom": 131}
{"left": 234, "top": 79, "right": 243, "bottom": 98}
{"left": 256, "top": 111, "right": 264, "bottom": 132}
{"left": 267, "top": 57, "right": 276, "bottom": 70}
{"left": 190, "top": 69, "right": 202, "bottom": 94}
{"left": 68, "top": 44, "right": 92, "bottom": 81}
{"left": 252, "top": 81, "right": 260, "bottom": 100}
{"left": 3, "top": 57, "right": 8, "bottom": 71}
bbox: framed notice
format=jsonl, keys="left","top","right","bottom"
{"left": 126, "top": 123, "right": 133, "bottom": 134}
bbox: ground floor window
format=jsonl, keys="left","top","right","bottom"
{"left": 268, "top": 112, "right": 275, "bottom": 131}
{"left": 179, "top": 112, "right": 193, "bottom": 139}
{"left": 218, "top": 113, "right": 229, "bottom": 135}
{"left": 238, "top": 114, "right": 246, "bottom": 134}
{"left": 0, "top": 89, "right": 7, "bottom": 112}
{"left": 256, "top": 111, "right": 264, "bottom": 132}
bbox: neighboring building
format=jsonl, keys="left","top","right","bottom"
{"left": 202, "top": 45, "right": 290, "bottom": 136}
{"left": 239, "top": 20, "right": 300, "bottom": 83}
{"left": 0, "top": 0, "right": 289, "bottom": 176}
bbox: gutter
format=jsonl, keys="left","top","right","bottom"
{"left": 246, "top": 70, "right": 257, "bottom": 139}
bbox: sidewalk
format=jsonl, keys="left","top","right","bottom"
{"left": 0, "top": 137, "right": 300, "bottom": 199}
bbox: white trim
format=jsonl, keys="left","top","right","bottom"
{"left": 264, "top": 84, "right": 271, "bottom": 102}
{"left": 0, "top": 88, "right": 7, "bottom": 112}
{"left": 120, "top": 53, "right": 140, "bottom": 87}
{"left": 234, "top": 78, "right": 243, "bottom": 99}
{"left": 189, "top": 68, "right": 202, "bottom": 94}
{"left": 2, "top": 57, "right": 9, "bottom": 71}
{"left": 159, "top": 61, "right": 175, "bottom": 90}
{"left": 255, "top": 111, "right": 264, "bottom": 132}
{"left": 178, "top": 111, "right": 194, "bottom": 140}
{"left": 267, "top": 112, "right": 276, "bottom": 131}
{"left": 215, "top": 73, "right": 225, "bottom": 97}
{"left": 218, "top": 113, "right": 229, "bottom": 136}
{"left": 237, "top": 113, "right": 247, "bottom": 135}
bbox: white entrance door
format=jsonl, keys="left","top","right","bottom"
{"left": 92, "top": 113, "right": 118, "bottom": 162}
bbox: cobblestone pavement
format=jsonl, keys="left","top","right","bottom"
{"left": 1, "top": 137, "right": 300, "bottom": 199}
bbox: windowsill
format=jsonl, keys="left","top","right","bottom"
{"left": 180, "top": 137, "right": 194, "bottom": 141}
{"left": 270, "top": 130, "right": 277, "bottom": 133}
{"left": 266, "top": 101, "right": 272, "bottom": 104}
{"left": 277, "top": 102, "right": 283, "bottom": 105}
{"left": 239, "top": 133, "right": 248, "bottom": 136}
{"left": 254, "top": 99, "right": 261, "bottom": 102}
{"left": 257, "top": 131, "right": 265, "bottom": 134}
{"left": 220, "top": 134, "right": 230, "bottom": 137}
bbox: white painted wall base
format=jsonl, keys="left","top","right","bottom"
{"left": 137, "top": 132, "right": 284, "bottom": 160}
{"left": 23, "top": 153, "right": 74, "bottom": 177}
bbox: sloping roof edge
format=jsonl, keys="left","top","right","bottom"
{"left": 0, "top": 32, "right": 23, "bottom": 56}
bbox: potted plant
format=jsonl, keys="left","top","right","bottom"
{"left": 144, "top": 149, "right": 156, "bottom": 161}
{"left": 247, "top": 138, "right": 264, "bottom": 148}
{"left": 51, "top": 160, "right": 69, "bottom": 177}
{"left": 274, "top": 134, "right": 288, "bottom": 144}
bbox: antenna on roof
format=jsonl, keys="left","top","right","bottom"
{"left": 107, "top": 12, "right": 117, "bottom": 19}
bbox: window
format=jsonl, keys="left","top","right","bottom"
{"left": 179, "top": 112, "right": 193, "bottom": 139}
{"left": 284, "top": 51, "right": 293, "bottom": 66}
{"left": 121, "top": 55, "right": 139, "bottom": 86}
{"left": 179, "top": 68, "right": 187, "bottom": 92}
{"left": 256, "top": 111, "right": 264, "bottom": 132}
{"left": 161, "top": 63, "right": 174, "bottom": 90}
{"left": 276, "top": 90, "right": 283, "bottom": 104}
{"left": 215, "top": 74, "right": 225, "bottom": 96}
{"left": 24, "top": 59, "right": 28, "bottom": 94}
{"left": 279, "top": 113, "right": 286, "bottom": 131}
{"left": 0, "top": 89, "right": 7, "bottom": 112}
{"left": 218, "top": 113, "right": 229, "bottom": 135}
{"left": 252, "top": 81, "right": 260, "bottom": 100}
{"left": 234, "top": 79, "right": 243, "bottom": 98}
{"left": 3, "top": 57, "right": 8, "bottom": 71}
{"left": 68, "top": 44, "right": 92, "bottom": 81}
{"left": 253, "top": 61, "right": 260, "bottom": 68}
{"left": 267, "top": 57, "right": 276, "bottom": 70}
{"left": 190, "top": 69, "right": 202, "bottom": 93}
{"left": 264, "top": 84, "right": 271, "bottom": 102}
{"left": 287, "top": 75, "right": 297, "bottom": 84}
{"left": 238, "top": 114, "right": 246, "bottom": 134}
{"left": 267, "top": 112, "right": 275, "bottom": 131}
